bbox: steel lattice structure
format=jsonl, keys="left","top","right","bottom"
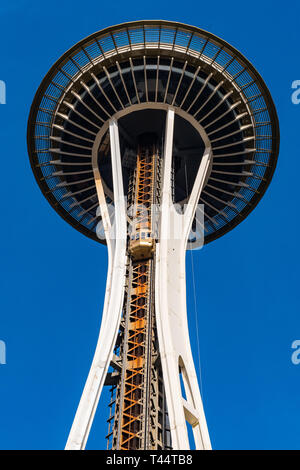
{"left": 27, "top": 20, "right": 279, "bottom": 450}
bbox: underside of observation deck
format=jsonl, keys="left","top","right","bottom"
{"left": 27, "top": 20, "right": 279, "bottom": 248}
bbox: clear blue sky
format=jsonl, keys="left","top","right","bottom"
{"left": 0, "top": 0, "right": 299, "bottom": 450}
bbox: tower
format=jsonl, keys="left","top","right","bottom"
{"left": 27, "top": 20, "right": 279, "bottom": 450}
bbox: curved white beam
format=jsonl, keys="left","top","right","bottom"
{"left": 155, "top": 107, "right": 212, "bottom": 450}
{"left": 65, "top": 118, "right": 127, "bottom": 450}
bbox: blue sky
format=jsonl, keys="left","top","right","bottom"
{"left": 0, "top": 0, "right": 299, "bottom": 450}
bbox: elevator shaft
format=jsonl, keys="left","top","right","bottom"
{"left": 117, "top": 258, "right": 152, "bottom": 449}
{"left": 107, "top": 136, "right": 171, "bottom": 450}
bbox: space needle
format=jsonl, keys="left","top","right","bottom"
{"left": 27, "top": 20, "right": 279, "bottom": 450}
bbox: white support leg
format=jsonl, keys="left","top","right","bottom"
{"left": 65, "top": 118, "right": 127, "bottom": 450}
{"left": 155, "top": 107, "right": 212, "bottom": 450}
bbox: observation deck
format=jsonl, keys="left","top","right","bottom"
{"left": 27, "top": 20, "right": 279, "bottom": 247}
